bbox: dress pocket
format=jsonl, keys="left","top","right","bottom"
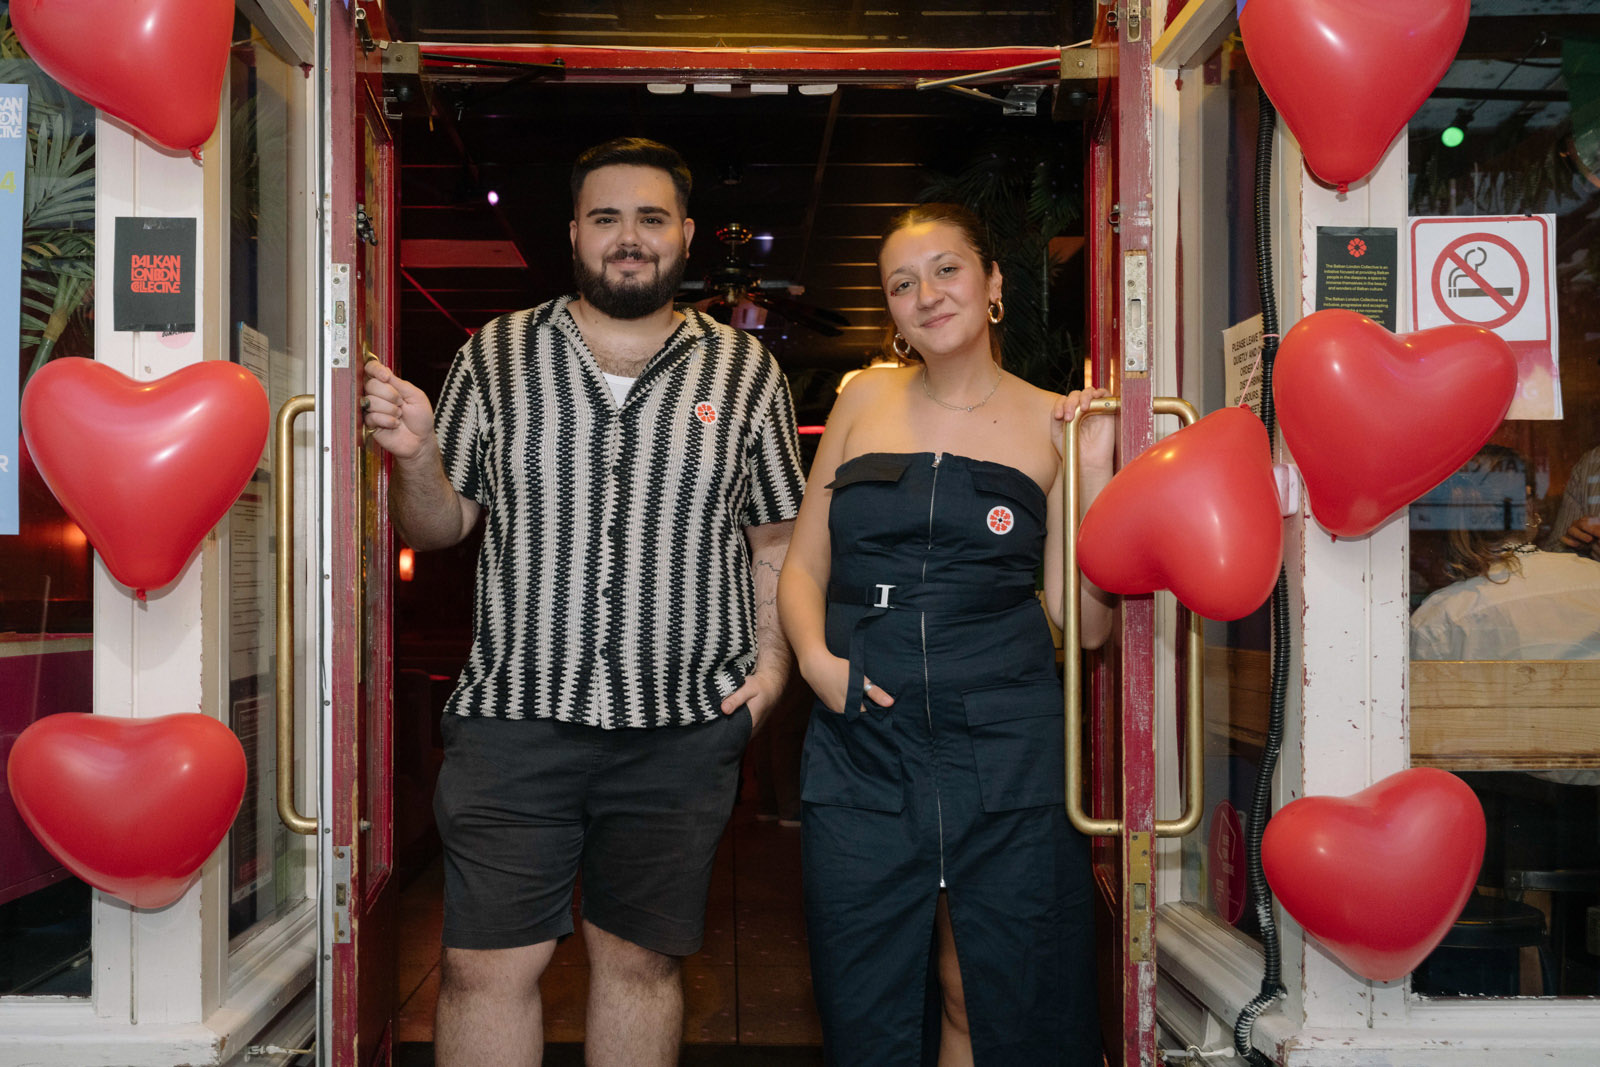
{"left": 961, "top": 681, "right": 1065, "bottom": 811}
{"left": 825, "top": 452, "right": 913, "bottom": 490}
{"left": 799, "top": 701, "right": 904, "bottom": 813}
{"left": 968, "top": 465, "right": 1046, "bottom": 525}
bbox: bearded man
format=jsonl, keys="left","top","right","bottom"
{"left": 361, "top": 137, "right": 803, "bottom": 1066}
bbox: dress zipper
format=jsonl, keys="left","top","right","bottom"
{"left": 924, "top": 453, "right": 947, "bottom": 889}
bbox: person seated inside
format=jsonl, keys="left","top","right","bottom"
{"left": 1411, "top": 444, "right": 1600, "bottom": 662}
{"left": 1541, "top": 443, "right": 1600, "bottom": 561}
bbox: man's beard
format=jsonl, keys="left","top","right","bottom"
{"left": 573, "top": 246, "right": 689, "bottom": 320}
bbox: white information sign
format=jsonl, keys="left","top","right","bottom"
{"left": 1223, "top": 314, "right": 1264, "bottom": 416}
{"left": 1409, "top": 214, "right": 1561, "bottom": 420}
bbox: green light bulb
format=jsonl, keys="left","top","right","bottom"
{"left": 1441, "top": 126, "right": 1465, "bottom": 148}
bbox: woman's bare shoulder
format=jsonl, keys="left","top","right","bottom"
{"left": 833, "top": 363, "right": 916, "bottom": 413}
{"left": 1005, "top": 375, "right": 1064, "bottom": 429}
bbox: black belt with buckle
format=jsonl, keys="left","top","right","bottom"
{"left": 825, "top": 581, "right": 1035, "bottom": 720}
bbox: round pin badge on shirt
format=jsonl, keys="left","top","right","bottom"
{"left": 694, "top": 401, "right": 719, "bottom": 424}
{"left": 986, "top": 506, "right": 1014, "bottom": 534}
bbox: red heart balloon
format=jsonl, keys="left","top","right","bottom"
{"left": 20, "top": 358, "right": 269, "bottom": 596}
{"left": 1263, "top": 768, "right": 1484, "bottom": 982}
{"left": 1273, "top": 309, "right": 1517, "bottom": 539}
{"left": 10, "top": 0, "right": 233, "bottom": 155}
{"left": 1078, "top": 406, "right": 1282, "bottom": 621}
{"left": 6, "top": 713, "right": 247, "bottom": 909}
{"left": 1241, "top": 0, "right": 1469, "bottom": 190}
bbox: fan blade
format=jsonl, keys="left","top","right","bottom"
{"left": 755, "top": 293, "right": 848, "bottom": 337}
{"left": 801, "top": 302, "right": 851, "bottom": 328}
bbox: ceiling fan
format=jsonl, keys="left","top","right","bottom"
{"left": 678, "top": 224, "right": 850, "bottom": 337}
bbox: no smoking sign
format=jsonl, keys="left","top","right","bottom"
{"left": 1410, "top": 215, "right": 1551, "bottom": 342}
{"left": 1410, "top": 214, "right": 1561, "bottom": 419}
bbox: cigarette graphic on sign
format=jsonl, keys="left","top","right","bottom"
{"left": 1447, "top": 245, "right": 1515, "bottom": 301}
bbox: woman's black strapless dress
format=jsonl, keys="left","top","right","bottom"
{"left": 801, "top": 452, "right": 1100, "bottom": 1067}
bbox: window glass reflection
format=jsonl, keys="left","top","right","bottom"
{"left": 1177, "top": 34, "right": 1271, "bottom": 943}
{"left": 0, "top": 14, "right": 95, "bottom": 998}
{"left": 1407, "top": 21, "right": 1600, "bottom": 1000}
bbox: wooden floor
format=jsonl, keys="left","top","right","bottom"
{"left": 394, "top": 789, "right": 824, "bottom": 1049}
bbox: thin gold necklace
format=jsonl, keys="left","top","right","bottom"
{"left": 920, "top": 366, "right": 1001, "bottom": 412}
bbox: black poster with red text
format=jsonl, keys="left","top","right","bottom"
{"left": 113, "top": 216, "right": 195, "bottom": 332}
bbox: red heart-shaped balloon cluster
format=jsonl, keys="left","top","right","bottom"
{"left": 1273, "top": 309, "right": 1517, "bottom": 539}
{"left": 11, "top": 0, "right": 234, "bottom": 155}
{"left": 6, "top": 713, "right": 248, "bottom": 909}
{"left": 1241, "top": 0, "right": 1469, "bottom": 190}
{"left": 1079, "top": 406, "right": 1282, "bottom": 621}
{"left": 1262, "top": 768, "right": 1484, "bottom": 982}
{"left": 21, "top": 358, "right": 269, "bottom": 596}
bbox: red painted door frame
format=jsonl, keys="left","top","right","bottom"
{"left": 325, "top": 27, "right": 1162, "bottom": 1066}
{"left": 1088, "top": 3, "right": 1159, "bottom": 1065}
{"left": 327, "top": 2, "right": 399, "bottom": 1064}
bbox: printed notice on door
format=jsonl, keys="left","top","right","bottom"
{"left": 1223, "top": 314, "right": 1264, "bottom": 416}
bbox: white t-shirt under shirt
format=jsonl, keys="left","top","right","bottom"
{"left": 602, "top": 372, "right": 635, "bottom": 405}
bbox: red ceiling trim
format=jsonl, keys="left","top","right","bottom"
{"left": 416, "top": 43, "right": 1064, "bottom": 81}
{"left": 401, "top": 238, "right": 528, "bottom": 269}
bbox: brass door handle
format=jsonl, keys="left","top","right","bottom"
{"left": 275, "top": 394, "right": 318, "bottom": 835}
{"left": 1063, "top": 396, "right": 1204, "bottom": 838}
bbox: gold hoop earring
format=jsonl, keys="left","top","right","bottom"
{"left": 988, "top": 300, "right": 1004, "bottom": 324}
{"left": 892, "top": 333, "right": 911, "bottom": 358}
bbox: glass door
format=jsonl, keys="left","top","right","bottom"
{"left": 213, "top": 2, "right": 323, "bottom": 1052}
{"left": 224, "top": 9, "right": 317, "bottom": 958}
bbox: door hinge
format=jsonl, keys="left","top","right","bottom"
{"left": 356, "top": 204, "right": 378, "bottom": 247}
{"left": 332, "top": 845, "right": 353, "bottom": 944}
{"left": 1103, "top": 3, "right": 1145, "bottom": 42}
{"left": 330, "top": 264, "right": 351, "bottom": 368}
{"left": 354, "top": 7, "right": 377, "bottom": 54}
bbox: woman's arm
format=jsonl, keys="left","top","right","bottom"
{"left": 777, "top": 376, "right": 896, "bottom": 714}
{"left": 1043, "top": 388, "right": 1116, "bottom": 649}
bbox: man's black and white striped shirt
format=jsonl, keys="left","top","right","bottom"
{"left": 433, "top": 295, "right": 805, "bottom": 728}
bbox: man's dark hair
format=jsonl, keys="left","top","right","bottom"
{"left": 571, "top": 138, "right": 693, "bottom": 214}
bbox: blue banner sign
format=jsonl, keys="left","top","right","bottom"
{"left": 0, "top": 83, "right": 27, "bottom": 536}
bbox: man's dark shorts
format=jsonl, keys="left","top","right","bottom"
{"left": 434, "top": 708, "right": 753, "bottom": 957}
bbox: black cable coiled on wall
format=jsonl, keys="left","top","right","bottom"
{"left": 1232, "top": 85, "right": 1288, "bottom": 1067}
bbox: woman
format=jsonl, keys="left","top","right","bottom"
{"left": 777, "top": 203, "right": 1115, "bottom": 1066}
